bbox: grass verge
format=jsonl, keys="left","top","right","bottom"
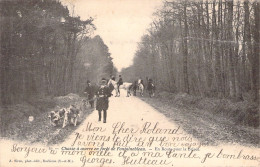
{"left": 139, "top": 91, "right": 259, "bottom": 147}
{"left": 0, "top": 94, "right": 92, "bottom": 146}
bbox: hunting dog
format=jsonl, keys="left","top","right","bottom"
{"left": 48, "top": 105, "right": 80, "bottom": 128}
{"left": 48, "top": 108, "right": 66, "bottom": 127}
{"left": 63, "top": 105, "right": 80, "bottom": 127}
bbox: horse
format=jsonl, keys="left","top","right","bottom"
{"left": 137, "top": 79, "right": 141, "bottom": 90}
{"left": 107, "top": 79, "right": 119, "bottom": 97}
{"left": 138, "top": 82, "right": 144, "bottom": 96}
{"left": 122, "top": 82, "right": 133, "bottom": 97}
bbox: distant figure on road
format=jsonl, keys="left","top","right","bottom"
{"left": 117, "top": 75, "right": 123, "bottom": 97}
{"left": 84, "top": 80, "right": 96, "bottom": 108}
{"left": 96, "top": 78, "right": 112, "bottom": 123}
{"left": 132, "top": 80, "right": 138, "bottom": 96}
{"left": 147, "top": 78, "right": 155, "bottom": 97}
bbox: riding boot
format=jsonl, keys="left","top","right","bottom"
{"left": 103, "top": 110, "right": 107, "bottom": 123}
{"left": 98, "top": 110, "right": 101, "bottom": 121}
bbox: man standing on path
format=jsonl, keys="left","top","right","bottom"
{"left": 117, "top": 75, "right": 123, "bottom": 97}
{"left": 84, "top": 80, "right": 96, "bottom": 108}
{"left": 96, "top": 78, "right": 112, "bottom": 123}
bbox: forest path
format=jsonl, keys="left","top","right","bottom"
{"left": 60, "top": 89, "right": 259, "bottom": 167}
{"left": 0, "top": 90, "right": 258, "bottom": 167}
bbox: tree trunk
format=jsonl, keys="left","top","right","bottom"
{"left": 244, "top": 0, "right": 253, "bottom": 91}
{"left": 252, "top": 2, "right": 260, "bottom": 103}
{"left": 183, "top": 2, "right": 189, "bottom": 94}
{"left": 227, "top": 0, "right": 236, "bottom": 98}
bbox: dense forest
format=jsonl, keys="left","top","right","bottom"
{"left": 0, "top": 0, "right": 115, "bottom": 105}
{"left": 122, "top": 0, "right": 259, "bottom": 104}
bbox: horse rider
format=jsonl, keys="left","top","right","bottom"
{"left": 96, "top": 78, "right": 112, "bottom": 123}
{"left": 138, "top": 78, "right": 141, "bottom": 86}
{"left": 108, "top": 75, "right": 115, "bottom": 94}
{"left": 139, "top": 79, "right": 144, "bottom": 96}
{"left": 84, "top": 80, "right": 95, "bottom": 108}
{"left": 117, "top": 75, "right": 123, "bottom": 97}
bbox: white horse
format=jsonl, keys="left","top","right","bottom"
{"left": 107, "top": 79, "right": 119, "bottom": 97}
{"left": 138, "top": 83, "right": 144, "bottom": 96}
{"left": 137, "top": 79, "right": 144, "bottom": 96}
{"left": 137, "top": 79, "right": 141, "bottom": 88}
{"left": 122, "top": 82, "right": 133, "bottom": 97}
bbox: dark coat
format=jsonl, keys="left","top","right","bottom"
{"left": 84, "top": 84, "right": 96, "bottom": 100}
{"left": 147, "top": 82, "right": 155, "bottom": 91}
{"left": 96, "top": 86, "right": 111, "bottom": 111}
{"left": 133, "top": 82, "right": 138, "bottom": 90}
{"left": 117, "top": 77, "right": 123, "bottom": 85}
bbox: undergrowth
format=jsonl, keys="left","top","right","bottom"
{"left": 0, "top": 94, "right": 91, "bottom": 145}
{"left": 155, "top": 91, "right": 259, "bottom": 128}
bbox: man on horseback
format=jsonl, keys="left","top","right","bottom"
{"left": 139, "top": 79, "right": 144, "bottom": 96}
{"left": 117, "top": 75, "right": 123, "bottom": 97}
{"left": 108, "top": 75, "right": 115, "bottom": 94}
{"left": 107, "top": 75, "right": 119, "bottom": 97}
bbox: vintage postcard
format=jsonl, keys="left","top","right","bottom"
{"left": 0, "top": 0, "right": 259, "bottom": 166}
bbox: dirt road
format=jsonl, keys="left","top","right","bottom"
{"left": 0, "top": 90, "right": 259, "bottom": 167}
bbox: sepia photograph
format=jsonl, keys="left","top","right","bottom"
{"left": 0, "top": 0, "right": 259, "bottom": 166}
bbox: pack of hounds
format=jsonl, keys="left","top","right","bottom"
{"left": 48, "top": 105, "right": 80, "bottom": 128}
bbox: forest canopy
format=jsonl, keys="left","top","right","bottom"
{"left": 122, "top": 0, "right": 259, "bottom": 103}
{"left": 0, "top": 0, "right": 115, "bottom": 105}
